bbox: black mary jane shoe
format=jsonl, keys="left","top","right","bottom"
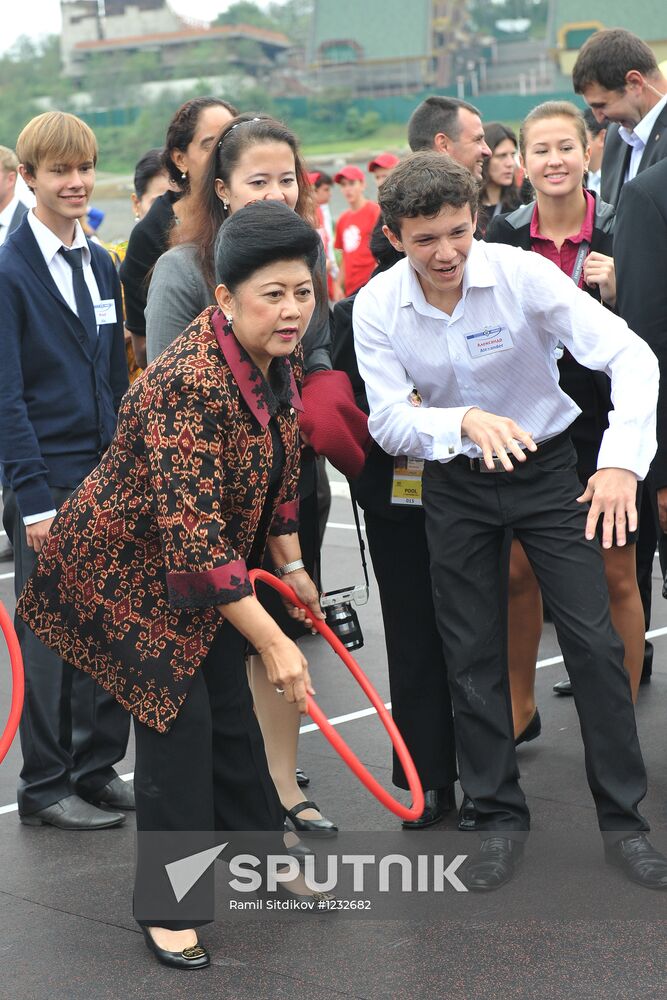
{"left": 284, "top": 800, "right": 338, "bottom": 838}
{"left": 141, "top": 926, "right": 210, "bottom": 970}
{"left": 514, "top": 708, "right": 542, "bottom": 747}
{"left": 463, "top": 836, "right": 524, "bottom": 892}
{"left": 295, "top": 767, "right": 310, "bottom": 788}
{"left": 458, "top": 794, "right": 477, "bottom": 832}
{"left": 605, "top": 835, "right": 667, "bottom": 890}
{"left": 402, "top": 785, "right": 456, "bottom": 829}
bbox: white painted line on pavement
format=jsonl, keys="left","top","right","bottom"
{"left": 2, "top": 618, "right": 667, "bottom": 815}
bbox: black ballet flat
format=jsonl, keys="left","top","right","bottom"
{"left": 284, "top": 800, "right": 338, "bottom": 838}
{"left": 140, "top": 926, "right": 210, "bottom": 970}
{"left": 514, "top": 708, "right": 541, "bottom": 747}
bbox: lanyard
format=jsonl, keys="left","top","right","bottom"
{"left": 570, "top": 239, "right": 590, "bottom": 288}
{"left": 554, "top": 239, "right": 590, "bottom": 360}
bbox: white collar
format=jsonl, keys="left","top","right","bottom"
{"left": 619, "top": 92, "right": 667, "bottom": 149}
{"left": 27, "top": 210, "right": 90, "bottom": 267}
{"left": 0, "top": 195, "right": 20, "bottom": 228}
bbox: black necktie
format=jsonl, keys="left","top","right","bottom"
{"left": 59, "top": 246, "right": 98, "bottom": 355}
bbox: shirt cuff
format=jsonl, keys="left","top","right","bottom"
{"left": 270, "top": 498, "right": 300, "bottom": 536}
{"left": 429, "top": 406, "right": 476, "bottom": 462}
{"left": 597, "top": 429, "right": 651, "bottom": 481}
{"left": 23, "top": 509, "right": 57, "bottom": 526}
{"left": 166, "top": 559, "right": 252, "bottom": 609}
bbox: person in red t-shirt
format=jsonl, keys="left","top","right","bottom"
{"left": 333, "top": 166, "right": 381, "bottom": 296}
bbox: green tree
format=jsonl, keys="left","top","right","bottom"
{"left": 213, "top": 2, "right": 275, "bottom": 29}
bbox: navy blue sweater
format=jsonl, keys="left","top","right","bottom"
{"left": 0, "top": 216, "right": 128, "bottom": 518}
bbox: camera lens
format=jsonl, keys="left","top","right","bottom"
{"left": 325, "top": 602, "right": 364, "bottom": 651}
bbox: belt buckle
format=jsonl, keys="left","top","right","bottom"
{"left": 470, "top": 455, "right": 506, "bottom": 473}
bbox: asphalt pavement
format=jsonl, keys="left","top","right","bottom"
{"left": 0, "top": 484, "right": 665, "bottom": 1000}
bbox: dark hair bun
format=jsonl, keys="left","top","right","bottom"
{"left": 214, "top": 201, "right": 320, "bottom": 289}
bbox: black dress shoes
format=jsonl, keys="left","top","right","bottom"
{"left": 284, "top": 800, "right": 338, "bottom": 838}
{"left": 20, "top": 794, "right": 125, "bottom": 830}
{"left": 284, "top": 824, "right": 315, "bottom": 866}
{"left": 88, "top": 776, "right": 135, "bottom": 810}
{"left": 458, "top": 794, "right": 477, "bottom": 832}
{"left": 515, "top": 708, "right": 542, "bottom": 746}
{"left": 605, "top": 835, "right": 667, "bottom": 890}
{"left": 464, "top": 836, "right": 524, "bottom": 891}
{"left": 553, "top": 678, "right": 573, "bottom": 695}
{"left": 402, "top": 785, "right": 456, "bottom": 829}
{"left": 295, "top": 767, "right": 310, "bottom": 788}
{"left": 141, "top": 926, "right": 210, "bottom": 970}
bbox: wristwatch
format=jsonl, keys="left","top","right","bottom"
{"left": 274, "top": 559, "right": 305, "bottom": 578}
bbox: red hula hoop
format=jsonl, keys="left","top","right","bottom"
{"left": 249, "top": 569, "right": 424, "bottom": 821}
{"left": 0, "top": 601, "right": 24, "bottom": 765}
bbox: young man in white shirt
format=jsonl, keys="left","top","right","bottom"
{"left": 353, "top": 151, "right": 667, "bottom": 893}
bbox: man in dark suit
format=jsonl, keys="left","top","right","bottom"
{"left": 572, "top": 28, "right": 667, "bottom": 207}
{"left": 0, "top": 111, "right": 132, "bottom": 829}
{"left": 0, "top": 146, "right": 28, "bottom": 561}
{"left": 615, "top": 157, "right": 667, "bottom": 545}
{"left": 572, "top": 28, "right": 667, "bottom": 686}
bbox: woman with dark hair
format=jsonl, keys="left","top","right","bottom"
{"left": 486, "top": 100, "right": 643, "bottom": 750}
{"left": 145, "top": 114, "right": 368, "bottom": 840}
{"left": 130, "top": 147, "right": 172, "bottom": 221}
{"left": 18, "top": 201, "right": 330, "bottom": 969}
{"left": 120, "top": 96, "right": 237, "bottom": 366}
{"left": 477, "top": 122, "right": 521, "bottom": 238}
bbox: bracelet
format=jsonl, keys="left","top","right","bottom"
{"left": 275, "top": 559, "right": 305, "bottom": 578}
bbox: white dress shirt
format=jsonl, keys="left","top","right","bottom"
{"left": 353, "top": 240, "right": 658, "bottom": 480}
{"left": 586, "top": 169, "right": 601, "bottom": 196}
{"left": 0, "top": 195, "right": 20, "bottom": 246}
{"left": 619, "top": 92, "right": 667, "bottom": 182}
{"left": 23, "top": 211, "right": 102, "bottom": 526}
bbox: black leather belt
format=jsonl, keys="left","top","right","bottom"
{"left": 463, "top": 430, "right": 570, "bottom": 474}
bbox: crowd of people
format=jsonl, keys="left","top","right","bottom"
{"left": 0, "top": 25, "right": 667, "bottom": 971}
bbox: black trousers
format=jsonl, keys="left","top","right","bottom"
{"left": 422, "top": 434, "right": 648, "bottom": 836}
{"left": 133, "top": 620, "right": 284, "bottom": 929}
{"left": 3, "top": 487, "right": 130, "bottom": 815}
{"left": 364, "top": 507, "right": 457, "bottom": 790}
{"left": 635, "top": 466, "right": 667, "bottom": 677}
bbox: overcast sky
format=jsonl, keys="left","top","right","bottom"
{"left": 2, "top": 1, "right": 273, "bottom": 54}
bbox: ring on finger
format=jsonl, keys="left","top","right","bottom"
{"left": 275, "top": 687, "right": 285, "bottom": 695}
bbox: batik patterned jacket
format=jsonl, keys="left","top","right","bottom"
{"left": 17, "top": 306, "right": 303, "bottom": 733}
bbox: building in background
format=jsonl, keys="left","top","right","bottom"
{"left": 551, "top": 1, "right": 667, "bottom": 76}
{"left": 60, "top": 0, "right": 290, "bottom": 80}
{"left": 307, "top": 0, "right": 474, "bottom": 96}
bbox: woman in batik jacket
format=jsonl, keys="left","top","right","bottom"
{"left": 18, "top": 202, "right": 327, "bottom": 969}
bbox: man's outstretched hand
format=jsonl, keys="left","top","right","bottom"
{"left": 461, "top": 407, "right": 537, "bottom": 471}
{"left": 577, "top": 468, "right": 638, "bottom": 548}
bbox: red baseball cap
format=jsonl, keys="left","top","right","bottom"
{"left": 368, "top": 153, "right": 400, "bottom": 172}
{"left": 334, "top": 165, "right": 365, "bottom": 184}
{"left": 307, "top": 171, "right": 322, "bottom": 185}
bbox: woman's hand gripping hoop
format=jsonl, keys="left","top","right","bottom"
{"left": 0, "top": 602, "right": 24, "bottom": 765}
{"left": 249, "top": 569, "right": 424, "bottom": 821}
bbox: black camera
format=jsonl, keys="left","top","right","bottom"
{"left": 320, "top": 584, "right": 369, "bottom": 651}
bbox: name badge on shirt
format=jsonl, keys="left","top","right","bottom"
{"left": 465, "top": 325, "right": 513, "bottom": 359}
{"left": 94, "top": 299, "right": 117, "bottom": 325}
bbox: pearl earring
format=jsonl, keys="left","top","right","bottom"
{"left": 223, "top": 201, "right": 229, "bottom": 211}
{"left": 181, "top": 171, "right": 187, "bottom": 180}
